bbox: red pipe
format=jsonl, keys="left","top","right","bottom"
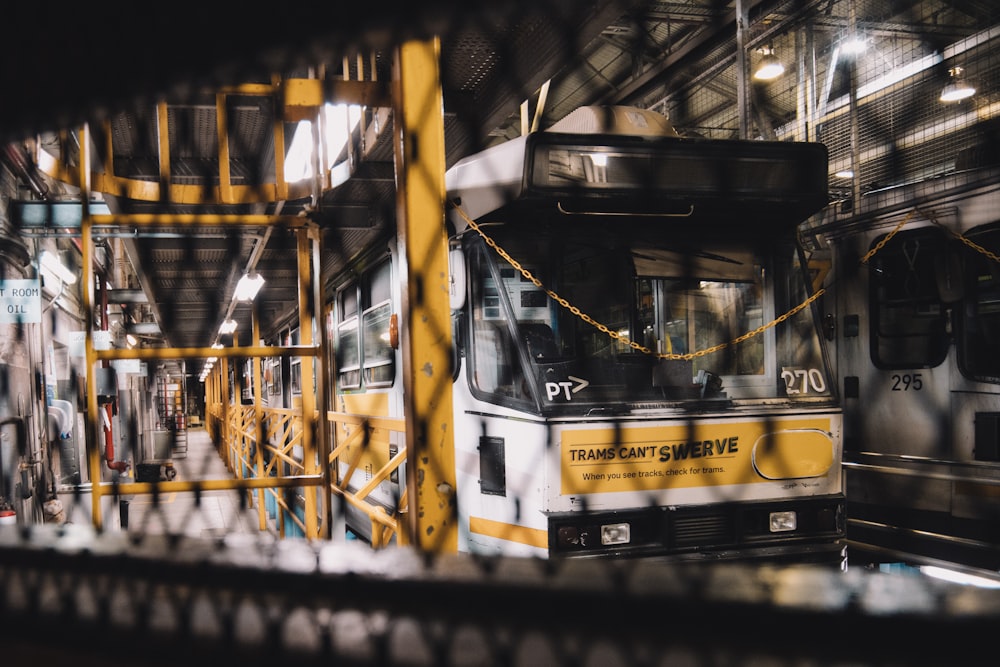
{"left": 99, "top": 274, "right": 128, "bottom": 473}
{"left": 104, "top": 403, "right": 126, "bottom": 473}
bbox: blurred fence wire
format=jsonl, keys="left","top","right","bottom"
{"left": 3, "top": 1, "right": 1000, "bottom": 665}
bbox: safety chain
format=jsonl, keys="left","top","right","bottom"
{"left": 450, "top": 202, "right": 826, "bottom": 362}
{"left": 923, "top": 208, "right": 1000, "bottom": 264}
{"left": 860, "top": 210, "right": 915, "bottom": 264}
{"left": 952, "top": 232, "right": 1000, "bottom": 263}
{"left": 862, "top": 207, "right": 1000, "bottom": 266}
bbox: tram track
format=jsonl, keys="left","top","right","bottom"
{"left": 846, "top": 518, "right": 1000, "bottom": 584}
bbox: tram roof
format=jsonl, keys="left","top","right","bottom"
{"left": 447, "top": 129, "right": 829, "bottom": 234}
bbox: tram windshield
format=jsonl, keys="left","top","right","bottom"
{"left": 465, "top": 224, "right": 832, "bottom": 413}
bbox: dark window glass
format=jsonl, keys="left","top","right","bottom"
{"left": 958, "top": 224, "right": 1000, "bottom": 383}
{"left": 337, "top": 282, "right": 361, "bottom": 389}
{"left": 869, "top": 228, "right": 949, "bottom": 368}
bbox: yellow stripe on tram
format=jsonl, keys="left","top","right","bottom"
{"left": 469, "top": 516, "right": 548, "bottom": 549}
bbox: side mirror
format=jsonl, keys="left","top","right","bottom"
{"left": 449, "top": 248, "right": 466, "bottom": 311}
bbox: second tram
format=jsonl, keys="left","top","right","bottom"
{"left": 812, "top": 168, "right": 1000, "bottom": 571}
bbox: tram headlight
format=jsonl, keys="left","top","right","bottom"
{"left": 601, "top": 522, "right": 631, "bottom": 546}
{"left": 769, "top": 511, "right": 797, "bottom": 533}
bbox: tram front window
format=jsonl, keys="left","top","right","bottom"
{"left": 466, "top": 226, "right": 831, "bottom": 412}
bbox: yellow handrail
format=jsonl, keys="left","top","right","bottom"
{"left": 327, "top": 410, "right": 408, "bottom": 547}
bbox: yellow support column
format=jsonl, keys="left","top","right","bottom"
{"left": 252, "top": 302, "right": 268, "bottom": 530}
{"left": 227, "top": 334, "right": 238, "bottom": 473}
{"left": 393, "top": 38, "right": 457, "bottom": 552}
{"left": 310, "top": 228, "right": 333, "bottom": 540}
{"left": 297, "top": 229, "right": 320, "bottom": 538}
{"left": 220, "top": 352, "right": 231, "bottom": 468}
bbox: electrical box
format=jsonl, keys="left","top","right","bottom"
{"left": 96, "top": 367, "right": 118, "bottom": 404}
{"left": 975, "top": 412, "right": 1000, "bottom": 462}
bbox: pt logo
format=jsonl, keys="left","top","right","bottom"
{"left": 545, "top": 376, "right": 589, "bottom": 401}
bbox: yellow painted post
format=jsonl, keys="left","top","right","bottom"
{"left": 206, "top": 365, "right": 215, "bottom": 436}
{"left": 393, "top": 39, "right": 457, "bottom": 552}
{"left": 210, "top": 365, "right": 218, "bottom": 438}
{"left": 216, "top": 92, "right": 234, "bottom": 203}
{"left": 157, "top": 101, "right": 170, "bottom": 186}
{"left": 220, "top": 347, "right": 231, "bottom": 471}
{"left": 297, "top": 228, "right": 319, "bottom": 538}
{"left": 228, "top": 333, "right": 239, "bottom": 474}
{"left": 310, "top": 228, "right": 333, "bottom": 540}
{"left": 252, "top": 302, "right": 267, "bottom": 530}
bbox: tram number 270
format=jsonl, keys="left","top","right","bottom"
{"left": 781, "top": 367, "right": 827, "bottom": 395}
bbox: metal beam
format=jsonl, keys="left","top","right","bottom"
{"left": 394, "top": 38, "right": 457, "bottom": 553}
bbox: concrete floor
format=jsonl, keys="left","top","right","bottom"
{"left": 53, "top": 427, "right": 265, "bottom": 538}
{"left": 122, "top": 427, "right": 264, "bottom": 538}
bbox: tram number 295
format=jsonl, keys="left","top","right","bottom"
{"left": 890, "top": 373, "right": 923, "bottom": 391}
{"left": 781, "top": 367, "right": 827, "bottom": 395}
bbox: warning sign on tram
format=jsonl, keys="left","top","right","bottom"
{"left": 0, "top": 279, "right": 41, "bottom": 324}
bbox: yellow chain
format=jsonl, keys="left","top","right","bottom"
{"left": 951, "top": 232, "right": 1000, "bottom": 263}
{"left": 451, "top": 202, "right": 826, "bottom": 361}
{"left": 919, "top": 207, "right": 1000, "bottom": 264}
{"left": 863, "top": 207, "right": 1000, "bottom": 266}
{"left": 860, "top": 210, "right": 915, "bottom": 264}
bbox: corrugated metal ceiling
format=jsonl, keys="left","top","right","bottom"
{"left": 2, "top": 0, "right": 997, "bottom": 351}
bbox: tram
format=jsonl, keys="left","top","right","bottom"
{"left": 329, "top": 105, "right": 845, "bottom": 561}
{"left": 811, "top": 169, "right": 1000, "bottom": 570}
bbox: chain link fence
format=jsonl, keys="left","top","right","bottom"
{"left": 3, "top": 1, "right": 1000, "bottom": 664}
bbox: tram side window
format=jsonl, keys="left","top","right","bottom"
{"left": 958, "top": 224, "right": 1000, "bottom": 383}
{"left": 869, "top": 228, "right": 950, "bottom": 369}
{"left": 336, "top": 284, "right": 361, "bottom": 389}
{"left": 362, "top": 260, "right": 395, "bottom": 388}
{"left": 336, "top": 259, "right": 396, "bottom": 391}
{"left": 289, "top": 327, "right": 302, "bottom": 394}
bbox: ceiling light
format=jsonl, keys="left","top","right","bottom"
{"left": 219, "top": 319, "right": 238, "bottom": 335}
{"left": 753, "top": 45, "right": 785, "bottom": 81}
{"left": 39, "top": 250, "right": 77, "bottom": 285}
{"left": 940, "top": 66, "right": 975, "bottom": 102}
{"left": 126, "top": 334, "right": 138, "bottom": 347}
{"left": 841, "top": 35, "right": 868, "bottom": 55}
{"left": 234, "top": 272, "right": 266, "bottom": 302}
